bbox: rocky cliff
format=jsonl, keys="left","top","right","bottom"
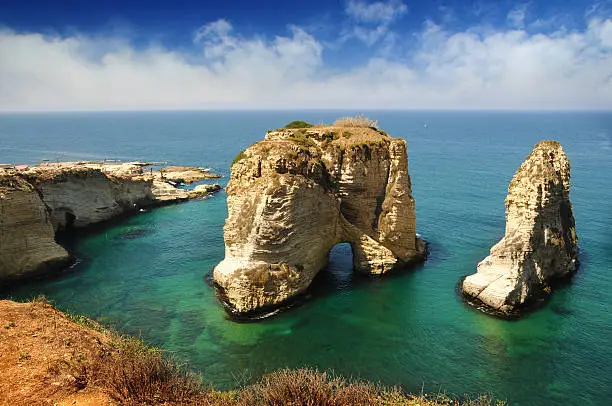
{"left": 462, "top": 140, "right": 578, "bottom": 315}
{"left": 0, "top": 175, "right": 71, "bottom": 280}
{"left": 24, "top": 164, "right": 154, "bottom": 230}
{"left": 0, "top": 162, "right": 221, "bottom": 283}
{"left": 214, "top": 124, "right": 425, "bottom": 315}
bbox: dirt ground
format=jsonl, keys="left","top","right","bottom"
{"left": 0, "top": 299, "right": 114, "bottom": 406}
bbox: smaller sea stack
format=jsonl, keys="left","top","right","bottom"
{"left": 462, "top": 140, "right": 578, "bottom": 315}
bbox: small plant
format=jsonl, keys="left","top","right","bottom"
{"left": 333, "top": 114, "right": 378, "bottom": 128}
{"left": 102, "top": 337, "right": 204, "bottom": 404}
{"left": 288, "top": 132, "right": 316, "bottom": 148}
{"left": 342, "top": 131, "right": 353, "bottom": 138}
{"left": 19, "top": 351, "right": 31, "bottom": 362}
{"left": 283, "top": 120, "right": 313, "bottom": 129}
{"left": 4, "top": 321, "right": 16, "bottom": 329}
{"left": 231, "top": 150, "right": 247, "bottom": 167}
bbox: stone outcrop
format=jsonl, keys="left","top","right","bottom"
{"left": 25, "top": 164, "right": 154, "bottom": 230}
{"left": 0, "top": 161, "right": 222, "bottom": 283}
{"left": 0, "top": 175, "right": 71, "bottom": 280}
{"left": 462, "top": 140, "right": 578, "bottom": 315}
{"left": 214, "top": 124, "right": 425, "bottom": 315}
{"left": 156, "top": 166, "right": 221, "bottom": 184}
{"left": 152, "top": 182, "right": 222, "bottom": 203}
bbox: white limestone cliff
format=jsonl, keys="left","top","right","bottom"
{"left": 214, "top": 125, "right": 425, "bottom": 315}
{"left": 462, "top": 140, "right": 578, "bottom": 315}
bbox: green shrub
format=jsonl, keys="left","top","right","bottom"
{"left": 231, "top": 150, "right": 247, "bottom": 167}
{"left": 284, "top": 120, "right": 314, "bottom": 129}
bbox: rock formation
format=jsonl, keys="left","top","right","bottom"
{"left": 214, "top": 123, "right": 425, "bottom": 315}
{"left": 0, "top": 162, "right": 221, "bottom": 283}
{"left": 25, "top": 164, "right": 154, "bottom": 230}
{"left": 462, "top": 140, "right": 578, "bottom": 315}
{"left": 0, "top": 175, "right": 72, "bottom": 280}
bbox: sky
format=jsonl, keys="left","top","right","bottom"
{"left": 0, "top": 0, "right": 611, "bottom": 111}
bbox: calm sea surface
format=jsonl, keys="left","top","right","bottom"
{"left": 1, "top": 111, "right": 611, "bottom": 405}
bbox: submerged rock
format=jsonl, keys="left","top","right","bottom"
{"left": 462, "top": 140, "right": 578, "bottom": 315}
{"left": 214, "top": 124, "right": 426, "bottom": 315}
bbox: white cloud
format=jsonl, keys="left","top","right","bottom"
{"left": 345, "top": 0, "right": 407, "bottom": 24}
{"left": 507, "top": 4, "right": 528, "bottom": 28}
{"left": 343, "top": 0, "right": 407, "bottom": 45}
{"left": 0, "top": 17, "right": 611, "bottom": 111}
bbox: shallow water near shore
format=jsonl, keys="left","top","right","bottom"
{"left": 1, "top": 111, "right": 611, "bottom": 405}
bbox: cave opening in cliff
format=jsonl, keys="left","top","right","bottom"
{"left": 321, "top": 243, "right": 355, "bottom": 291}
{"left": 52, "top": 208, "right": 76, "bottom": 231}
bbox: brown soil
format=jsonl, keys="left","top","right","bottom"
{"left": 0, "top": 299, "right": 114, "bottom": 406}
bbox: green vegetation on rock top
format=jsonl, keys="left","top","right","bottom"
{"left": 284, "top": 120, "right": 314, "bottom": 129}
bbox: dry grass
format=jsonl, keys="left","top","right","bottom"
{"left": 235, "top": 369, "right": 504, "bottom": 406}
{"left": 100, "top": 337, "right": 204, "bottom": 405}
{"left": 0, "top": 298, "right": 506, "bottom": 406}
{"left": 332, "top": 114, "right": 379, "bottom": 129}
{"left": 237, "top": 368, "right": 402, "bottom": 405}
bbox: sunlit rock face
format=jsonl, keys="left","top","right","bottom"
{"left": 462, "top": 140, "right": 578, "bottom": 315}
{"left": 28, "top": 167, "right": 153, "bottom": 230}
{"left": 0, "top": 175, "right": 71, "bottom": 281}
{"left": 0, "top": 162, "right": 219, "bottom": 283}
{"left": 214, "top": 125, "right": 425, "bottom": 315}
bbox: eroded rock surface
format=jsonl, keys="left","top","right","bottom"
{"left": 25, "top": 164, "right": 154, "bottom": 229}
{"left": 214, "top": 125, "right": 425, "bottom": 315}
{"left": 0, "top": 176, "right": 71, "bottom": 280}
{"left": 462, "top": 140, "right": 578, "bottom": 315}
{"left": 0, "top": 162, "right": 221, "bottom": 283}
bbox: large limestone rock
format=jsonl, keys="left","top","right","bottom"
{"left": 0, "top": 175, "right": 71, "bottom": 280}
{"left": 214, "top": 125, "right": 425, "bottom": 315}
{"left": 462, "top": 140, "right": 578, "bottom": 315}
{"left": 0, "top": 162, "right": 222, "bottom": 282}
{"left": 25, "top": 166, "right": 154, "bottom": 230}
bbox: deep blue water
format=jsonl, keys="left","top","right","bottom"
{"left": 1, "top": 111, "right": 611, "bottom": 405}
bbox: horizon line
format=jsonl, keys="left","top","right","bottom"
{"left": 1, "top": 108, "right": 611, "bottom": 114}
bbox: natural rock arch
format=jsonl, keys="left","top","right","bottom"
{"left": 213, "top": 124, "right": 426, "bottom": 315}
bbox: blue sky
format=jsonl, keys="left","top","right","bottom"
{"left": 0, "top": 0, "right": 611, "bottom": 110}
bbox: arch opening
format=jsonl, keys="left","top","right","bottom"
{"left": 321, "top": 243, "right": 355, "bottom": 291}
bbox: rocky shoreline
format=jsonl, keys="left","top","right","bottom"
{"left": 0, "top": 161, "right": 222, "bottom": 283}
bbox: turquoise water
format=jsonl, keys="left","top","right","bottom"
{"left": 1, "top": 111, "right": 611, "bottom": 405}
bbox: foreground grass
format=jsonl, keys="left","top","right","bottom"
{"left": 17, "top": 297, "right": 506, "bottom": 405}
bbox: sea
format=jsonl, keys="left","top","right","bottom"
{"left": 0, "top": 111, "right": 611, "bottom": 405}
